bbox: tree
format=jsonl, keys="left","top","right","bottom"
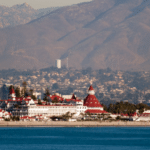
{"left": 15, "top": 87, "right": 21, "bottom": 98}
{"left": 45, "top": 88, "right": 50, "bottom": 95}
{"left": 11, "top": 116, "right": 20, "bottom": 121}
{"left": 21, "top": 89, "right": 24, "bottom": 97}
{"left": 80, "top": 113, "right": 85, "bottom": 118}
{"left": 29, "top": 89, "right": 36, "bottom": 100}
{"left": 29, "top": 89, "right": 34, "bottom": 96}
{"left": 85, "top": 111, "right": 91, "bottom": 117}
{"left": 22, "top": 81, "right": 27, "bottom": 97}
{"left": 62, "top": 112, "right": 71, "bottom": 120}
{"left": 38, "top": 99, "right": 42, "bottom": 105}
{"left": 107, "top": 102, "right": 136, "bottom": 115}
{"left": 136, "top": 103, "right": 150, "bottom": 114}
{"left": 22, "top": 81, "right": 27, "bottom": 89}
{"left": 52, "top": 97, "right": 59, "bottom": 103}
{"left": 14, "top": 104, "right": 20, "bottom": 108}
{"left": 31, "top": 95, "right": 37, "bottom": 100}
{"left": 101, "top": 104, "right": 108, "bottom": 112}
{"left": 43, "top": 88, "right": 50, "bottom": 102}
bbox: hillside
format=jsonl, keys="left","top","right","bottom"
{"left": 0, "top": 0, "right": 150, "bottom": 70}
{"left": 0, "top": 3, "right": 57, "bottom": 28}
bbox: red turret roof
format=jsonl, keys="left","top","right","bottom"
{"left": 71, "top": 94, "right": 76, "bottom": 99}
{"left": 84, "top": 86, "right": 102, "bottom": 107}
{"left": 10, "top": 88, "right": 15, "bottom": 94}
{"left": 84, "top": 95, "right": 102, "bottom": 107}
{"left": 89, "top": 85, "right": 94, "bottom": 91}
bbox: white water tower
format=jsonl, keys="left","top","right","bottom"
{"left": 55, "top": 59, "right": 61, "bottom": 69}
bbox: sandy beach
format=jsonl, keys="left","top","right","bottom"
{"left": 0, "top": 121, "right": 150, "bottom": 127}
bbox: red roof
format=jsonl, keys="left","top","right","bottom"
{"left": 85, "top": 109, "right": 108, "bottom": 114}
{"left": 10, "top": 88, "right": 15, "bottom": 94}
{"left": 20, "top": 116, "right": 35, "bottom": 119}
{"left": 120, "top": 113, "right": 128, "bottom": 116}
{"left": 71, "top": 94, "right": 76, "bottom": 99}
{"left": 36, "top": 104, "right": 75, "bottom": 107}
{"left": 16, "top": 97, "right": 24, "bottom": 101}
{"left": 130, "top": 112, "right": 137, "bottom": 116}
{"left": 89, "top": 85, "right": 94, "bottom": 91}
{"left": 84, "top": 86, "right": 103, "bottom": 107}
{"left": 50, "top": 95, "right": 64, "bottom": 101}
{"left": 65, "top": 99, "right": 81, "bottom": 102}
{"left": 84, "top": 94, "right": 102, "bottom": 107}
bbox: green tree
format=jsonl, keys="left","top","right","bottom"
{"left": 22, "top": 81, "right": 27, "bottom": 97}
{"left": 136, "top": 103, "right": 150, "bottom": 114}
{"left": 29, "top": 89, "right": 36, "bottom": 100}
{"left": 15, "top": 87, "right": 21, "bottom": 98}
{"left": 21, "top": 89, "right": 24, "bottom": 97}
{"left": 102, "top": 104, "right": 108, "bottom": 112}
{"left": 31, "top": 95, "right": 37, "bottom": 100}
{"left": 107, "top": 102, "right": 136, "bottom": 115}
{"left": 38, "top": 99, "right": 42, "bottom": 105}
{"left": 29, "top": 89, "right": 34, "bottom": 96}
{"left": 43, "top": 88, "right": 50, "bottom": 102}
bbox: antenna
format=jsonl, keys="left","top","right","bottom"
{"left": 66, "top": 57, "right": 68, "bottom": 69}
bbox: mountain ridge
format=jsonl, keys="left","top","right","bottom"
{"left": 0, "top": 0, "right": 150, "bottom": 70}
{"left": 0, "top": 3, "right": 58, "bottom": 28}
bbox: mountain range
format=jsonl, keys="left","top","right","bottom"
{"left": 0, "top": 3, "right": 58, "bottom": 28}
{"left": 0, "top": 0, "right": 150, "bottom": 71}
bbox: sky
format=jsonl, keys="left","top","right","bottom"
{"left": 0, "top": 0, "right": 92, "bottom": 9}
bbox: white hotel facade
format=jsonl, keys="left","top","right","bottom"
{"left": 27, "top": 85, "right": 105, "bottom": 117}
{"left": 2, "top": 86, "right": 106, "bottom": 118}
{"left": 28, "top": 104, "right": 87, "bottom": 117}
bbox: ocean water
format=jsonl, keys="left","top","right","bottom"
{"left": 0, "top": 127, "right": 150, "bottom": 150}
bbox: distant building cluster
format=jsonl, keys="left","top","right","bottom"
{"left": 0, "top": 86, "right": 107, "bottom": 121}
{"left": 0, "top": 85, "right": 150, "bottom": 122}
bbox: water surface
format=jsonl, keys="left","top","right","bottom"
{"left": 0, "top": 127, "right": 150, "bottom": 150}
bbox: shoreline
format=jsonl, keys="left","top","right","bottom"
{"left": 0, "top": 121, "right": 150, "bottom": 127}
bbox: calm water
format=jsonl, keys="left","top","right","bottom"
{"left": 0, "top": 127, "right": 150, "bottom": 150}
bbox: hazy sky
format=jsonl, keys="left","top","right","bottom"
{"left": 0, "top": 0, "right": 92, "bottom": 9}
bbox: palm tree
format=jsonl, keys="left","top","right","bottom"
{"left": 22, "top": 81, "right": 27, "bottom": 97}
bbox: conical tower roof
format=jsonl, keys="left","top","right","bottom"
{"left": 10, "top": 88, "right": 15, "bottom": 94}
{"left": 71, "top": 94, "right": 76, "bottom": 99}
{"left": 89, "top": 85, "right": 94, "bottom": 91}
{"left": 84, "top": 85, "right": 102, "bottom": 107}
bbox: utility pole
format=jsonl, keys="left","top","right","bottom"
{"left": 67, "top": 57, "right": 68, "bottom": 69}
